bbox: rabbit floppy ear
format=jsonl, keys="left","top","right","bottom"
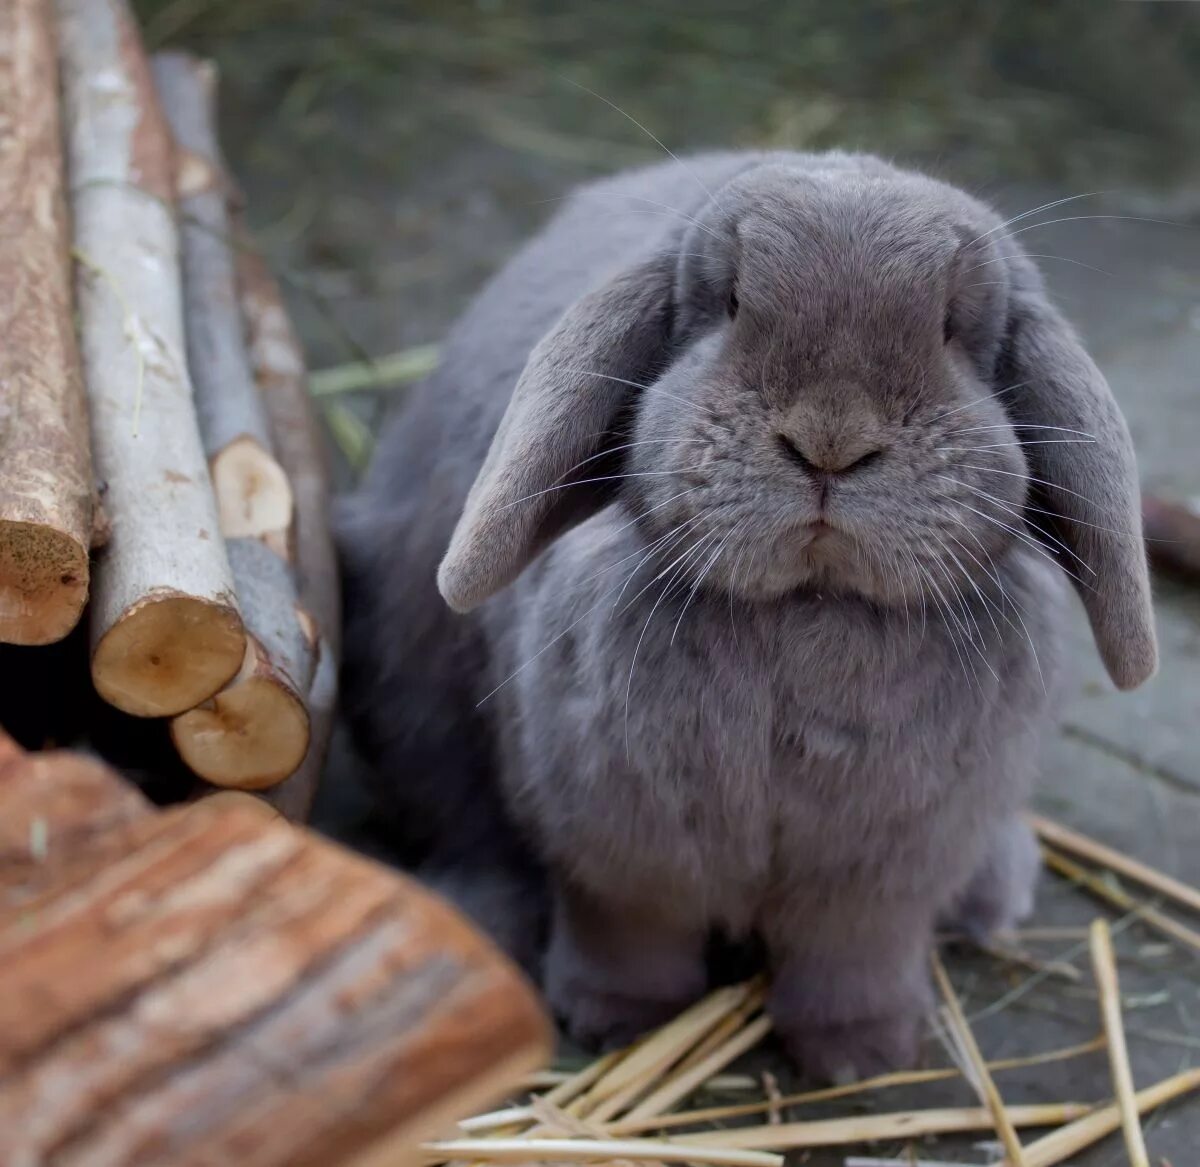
{"left": 1000, "top": 264, "right": 1157, "bottom": 689}
{"left": 438, "top": 251, "right": 676, "bottom": 613}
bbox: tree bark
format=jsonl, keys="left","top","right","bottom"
{"left": 151, "top": 52, "right": 315, "bottom": 788}
{"left": 0, "top": 730, "right": 552, "bottom": 1167}
{"left": 0, "top": 0, "right": 95, "bottom": 645}
{"left": 57, "top": 0, "right": 245, "bottom": 717}
{"left": 151, "top": 52, "right": 293, "bottom": 547}
{"left": 235, "top": 238, "right": 342, "bottom": 818}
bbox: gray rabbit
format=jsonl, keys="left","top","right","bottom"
{"left": 339, "top": 151, "right": 1156, "bottom": 1079}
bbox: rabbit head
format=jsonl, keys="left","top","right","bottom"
{"left": 438, "top": 158, "right": 1156, "bottom": 690}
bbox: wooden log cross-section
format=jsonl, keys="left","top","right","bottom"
{"left": 0, "top": 0, "right": 95, "bottom": 645}
{"left": 152, "top": 52, "right": 313, "bottom": 790}
{"left": 57, "top": 0, "right": 246, "bottom": 716}
{"left": 0, "top": 728, "right": 552, "bottom": 1167}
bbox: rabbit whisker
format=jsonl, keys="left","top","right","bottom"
{"left": 936, "top": 533, "right": 1002, "bottom": 643}
{"left": 477, "top": 512, "right": 711, "bottom": 706}
{"left": 560, "top": 76, "right": 717, "bottom": 205}
{"left": 965, "top": 190, "right": 1113, "bottom": 249}
{"left": 614, "top": 524, "right": 716, "bottom": 618}
{"left": 947, "top": 527, "right": 1047, "bottom": 695}
{"left": 961, "top": 252, "right": 1115, "bottom": 279}
{"left": 609, "top": 514, "right": 711, "bottom": 610}
{"left": 625, "top": 531, "right": 719, "bottom": 754}
{"left": 727, "top": 535, "right": 756, "bottom": 653}
{"left": 953, "top": 462, "right": 1114, "bottom": 517}
{"left": 936, "top": 440, "right": 1096, "bottom": 451}
{"left": 952, "top": 423, "right": 1097, "bottom": 439}
{"left": 1003, "top": 213, "right": 1192, "bottom": 243}
{"left": 578, "top": 504, "right": 707, "bottom": 594}
{"left": 616, "top": 195, "right": 724, "bottom": 242}
{"left": 550, "top": 437, "right": 713, "bottom": 491}
{"left": 671, "top": 519, "right": 748, "bottom": 646}
{"left": 499, "top": 470, "right": 682, "bottom": 512}
{"left": 939, "top": 473, "right": 1084, "bottom": 568}
{"left": 937, "top": 481, "right": 1089, "bottom": 587}
{"left": 942, "top": 475, "right": 1094, "bottom": 576}
{"left": 933, "top": 545, "right": 999, "bottom": 682}
{"left": 927, "top": 381, "right": 1031, "bottom": 425}
{"left": 921, "top": 557, "right": 979, "bottom": 690}
{"left": 559, "top": 367, "right": 722, "bottom": 420}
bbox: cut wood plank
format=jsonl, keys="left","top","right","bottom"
{"left": 57, "top": 0, "right": 245, "bottom": 716}
{"left": 0, "top": 0, "right": 95, "bottom": 645}
{"left": 150, "top": 52, "right": 293, "bottom": 547}
{"left": 236, "top": 235, "right": 341, "bottom": 817}
{"left": 0, "top": 733, "right": 551, "bottom": 1167}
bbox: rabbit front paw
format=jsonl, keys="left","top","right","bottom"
{"left": 544, "top": 887, "right": 707, "bottom": 1050}
{"left": 545, "top": 974, "right": 689, "bottom": 1050}
{"left": 775, "top": 1011, "right": 923, "bottom": 1082}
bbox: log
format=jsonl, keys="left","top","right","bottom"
{"left": 56, "top": 0, "right": 245, "bottom": 717}
{"left": 0, "top": 730, "right": 552, "bottom": 1167}
{"left": 261, "top": 639, "right": 335, "bottom": 820}
{"left": 235, "top": 239, "right": 340, "bottom": 653}
{"left": 236, "top": 237, "right": 342, "bottom": 818}
{"left": 1142, "top": 493, "right": 1200, "bottom": 583}
{"left": 152, "top": 52, "right": 314, "bottom": 788}
{"left": 151, "top": 52, "right": 293, "bottom": 548}
{"left": 171, "top": 539, "right": 311, "bottom": 789}
{"left": 0, "top": 0, "right": 95, "bottom": 646}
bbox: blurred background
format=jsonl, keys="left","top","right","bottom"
{"left": 110, "top": 4, "right": 1200, "bottom": 1158}
{"left": 129, "top": 0, "right": 1200, "bottom": 479}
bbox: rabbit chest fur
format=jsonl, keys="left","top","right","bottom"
{"left": 341, "top": 149, "right": 1154, "bottom": 1077}
{"left": 487, "top": 517, "right": 1064, "bottom": 936}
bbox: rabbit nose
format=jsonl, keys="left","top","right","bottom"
{"left": 777, "top": 432, "right": 884, "bottom": 478}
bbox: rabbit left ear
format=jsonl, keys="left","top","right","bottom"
{"left": 438, "top": 251, "right": 676, "bottom": 613}
{"left": 1001, "top": 265, "right": 1157, "bottom": 690}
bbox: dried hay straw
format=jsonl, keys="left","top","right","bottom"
{"left": 430, "top": 820, "right": 1200, "bottom": 1167}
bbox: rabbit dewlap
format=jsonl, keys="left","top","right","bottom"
{"left": 340, "top": 151, "right": 1156, "bottom": 1080}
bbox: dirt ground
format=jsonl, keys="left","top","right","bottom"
{"left": 128, "top": 3, "right": 1200, "bottom": 1161}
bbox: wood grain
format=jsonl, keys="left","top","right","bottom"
{"left": 0, "top": 729, "right": 551, "bottom": 1167}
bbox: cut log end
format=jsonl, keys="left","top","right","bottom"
{"left": 0, "top": 521, "right": 90, "bottom": 645}
{"left": 91, "top": 592, "right": 245, "bottom": 717}
{"left": 211, "top": 435, "right": 294, "bottom": 542}
{"left": 171, "top": 640, "right": 311, "bottom": 789}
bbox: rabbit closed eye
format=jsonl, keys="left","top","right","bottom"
{"left": 343, "top": 150, "right": 1155, "bottom": 1078}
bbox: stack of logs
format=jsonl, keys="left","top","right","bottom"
{"left": 0, "top": 0, "right": 337, "bottom": 819}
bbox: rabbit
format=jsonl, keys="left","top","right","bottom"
{"left": 338, "top": 150, "right": 1157, "bottom": 1079}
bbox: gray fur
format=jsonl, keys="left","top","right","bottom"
{"left": 340, "top": 151, "right": 1156, "bottom": 1077}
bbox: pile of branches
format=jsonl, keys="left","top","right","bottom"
{"left": 0, "top": 0, "right": 338, "bottom": 819}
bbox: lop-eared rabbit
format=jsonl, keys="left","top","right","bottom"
{"left": 340, "top": 152, "right": 1155, "bottom": 1079}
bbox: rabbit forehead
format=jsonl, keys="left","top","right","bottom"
{"left": 722, "top": 166, "right": 999, "bottom": 302}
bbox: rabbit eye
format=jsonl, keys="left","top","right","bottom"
{"left": 943, "top": 308, "right": 955, "bottom": 345}
{"left": 727, "top": 289, "right": 739, "bottom": 319}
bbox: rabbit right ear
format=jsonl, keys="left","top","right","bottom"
{"left": 999, "top": 259, "right": 1157, "bottom": 690}
{"left": 438, "top": 251, "right": 676, "bottom": 613}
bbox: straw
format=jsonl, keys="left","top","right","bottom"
{"left": 1089, "top": 919, "right": 1150, "bottom": 1167}
{"left": 422, "top": 1136, "right": 783, "bottom": 1167}
{"left": 1029, "top": 814, "right": 1200, "bottom": 916}
{"left": 931, "top": 952, "right": 1028, "bottom": 1165}
{"left": 1010, "top": 1067, "right": 1200, "bottom": 1167}
{"left": 1042, "top": 847, "right": 1200, "bottom": 955}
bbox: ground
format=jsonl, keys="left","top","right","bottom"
{"left": 135, "top": 4, "right": 1200, "bottom": 1160}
